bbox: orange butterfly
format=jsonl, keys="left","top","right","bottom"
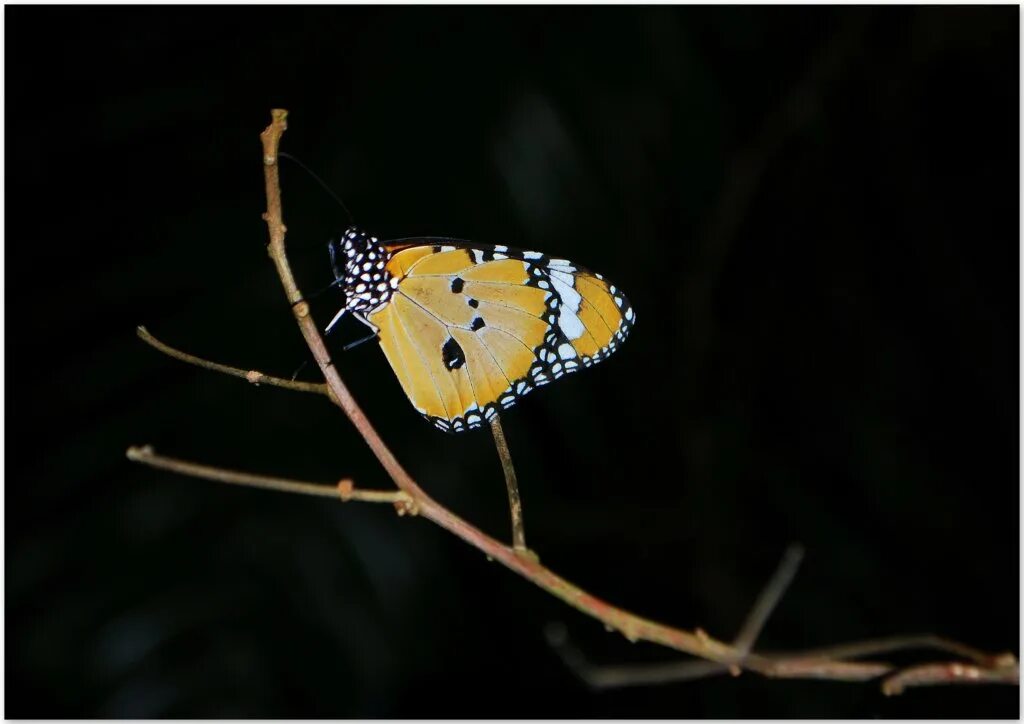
{"left": 327, "top": 227, "right": 635, "bottom": 433}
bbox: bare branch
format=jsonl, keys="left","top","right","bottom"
{"left": 733, "top": 544, "right": 804, "bottom": 657}
{"left": 127, "top": 445, "right": 342, "bottom": 498}
{"left": 547, "top": 544, "right": 807, "bottom": 688}
{"left": 544, "top": 543, "right": 1016, "bottom": 692}
{"left": 490, "top": 414, "right": 526, "bottom": 552}
{"left": 124, "top": 108, "right": 1017, "bottom": 700}
{"left": 137, "top": 325, "right": 329, "bottom": 396}
{"left": 882, "top": 660, "right": 1021, "bottom": 696}
{"left": 126, "top": 445, "right": 415, "bottom": 511}
{"left": 765, "top": 635, "right": 1014, "bottom": 669}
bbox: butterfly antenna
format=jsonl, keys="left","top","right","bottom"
{"left": 278, "top": 152, "right": 355, "bottom": 224}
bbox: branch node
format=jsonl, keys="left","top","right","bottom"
{"left": 126, "top": 444, "right": 155, "bottom": 462}
{"left": 393, "top": 492, "right": 419, "bottom": 517}
{"left": 514, "top": 547, "right": 540, "bottom": 564}
{"left": 337, "top": 479, "right": 355, "bottom": 500}
{"left": 293, "top": 300, "right": 310, "bottom": 319}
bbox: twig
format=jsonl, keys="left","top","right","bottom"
{"left": 127, "top": 445, "right": 341, "bottom": 499}
{"left": 126, "top": 445, "right": 416, "bottom": 511}
{"left": 765, "top": 634, "right": 1012, "bottom": 669}
{"left": 545, "top": 543, "right": 1016, "bottom": 690}
{"left": 881, "top": 660, "right": 1021, "bottom": 696}
{"left": 548, "top": 544, "right": 807, "bottom": 688}
{"left": 490, "top": 414, "right": 526, "bottom": 552}
{"left": 732, "top": 544, "right": 804, "bottom": 657}
{"left": 137, "top": 325, "right": 329, "bottom": 396}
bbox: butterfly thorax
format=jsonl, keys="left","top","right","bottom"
{"left": 329, "top": 226, "right": 400, "bottom": 313}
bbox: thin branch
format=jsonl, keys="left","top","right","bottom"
{"left": 127, "top": 445, "right": 341, "bottom": 499}
{"left": 490, "top": 414, "right": 526, "bottom": 551}
{"left": 733, "top": 544, "right": 805, "bottom": 657}
{"left": 544, "top": 542, "right": 1017, "bottom": 691}
{"left": 126, "top": 445, "right": 415, "bottom": 510}
{"left": 548, "top": 544, "right": 809, "bottom": 688}
{"left": 764, "top": 634, "right": 1013, "bottom": 669}
{"left": 137, "top": 325, "right": 329, "bottom": 396}
{"left": 126, "top": 437, "right": 1017, "bottom": 693}
{"left": 881, "top": 660, "right": 1021, "bottom": 696}
{"left": 545, "top": 622, "right": 731, "bottom": 688}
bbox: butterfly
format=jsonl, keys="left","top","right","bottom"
{"left": 325, "top": 227, "right": 635, "bottom": 433}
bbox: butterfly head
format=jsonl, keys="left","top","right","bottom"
{"left": 329, "top": 226, "right": 396, "bottom": 313}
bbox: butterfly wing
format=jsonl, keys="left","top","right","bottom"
{"left": 366, "top": 240, "right": 635, "bottom": 432}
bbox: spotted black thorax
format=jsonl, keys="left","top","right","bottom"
{"left": 328, "top": 226, "right": 399, "bottom": 314}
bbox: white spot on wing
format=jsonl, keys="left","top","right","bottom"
{"left": 557, "top": 342, "right": 577, "bottom": 359}
{"left": 549, "top": 271, "right": 582, "bottom": 313}
{"left": 524, "top": 251, "right": 543, "bottom": 260}
{"left": 558, "top": 309, "right": 585, "bottom": 340}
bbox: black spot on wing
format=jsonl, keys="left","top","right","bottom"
{"left": 470, "top": 317, "right": 486, "bottom": 331}
{"left": 442, "top": 336, "right": 466, "bottom": 370}
{"left": 451, "top": 278, "right": 464, "bottom": 293}
{"left": 468, "top": 298, "right": 479, "bottom": 308}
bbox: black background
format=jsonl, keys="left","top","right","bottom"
{"left": 6, "top": 5, "right": 1019, "bottom": 718}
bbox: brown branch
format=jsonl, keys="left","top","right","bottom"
{"left": 545, "top": 543, "right": 1016, "bottom": 690}
{"left": 137, "top": 325, "right": 329, "bottom": 396}
{"left": 881, "top": 660, "right": 1021, "bottom": 696}
{"left": 127, "top": 445, "right": 341, "bottom": 500}
{"left": 126, "top": 438, "right": 1017, "bottom": 695}
{"left": 547, "top": 544, "right": 829, "bottom": 689}
{"left": 765, "top": 634, "right": 1012, "bottom": 669}
{"left": 254, "top": 106, "right": 1017, "bottom": 687}
{"left": 490, "top": 414, "right": 526, "bottom": 552}
{"left": 125, "top": 107, "right": 1017, "bottom": 699}
{"left": 126, "top": 445, "right": 416, "bottom": 511}
{"left": 257, "top": 108, "right": 745, "bottom": 669}
{"left": 733, "top": 544, "right": 804, "bottom": 657}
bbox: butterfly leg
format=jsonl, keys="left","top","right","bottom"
{"left": 343, "top": 312, "right": 380, "bottom": 352}
{"left": 324, "top": 307, "right": 347, "bottom": 335}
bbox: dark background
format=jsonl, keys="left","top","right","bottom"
{"left": 6, "top": 5, "right": 1018, "bottom": 718}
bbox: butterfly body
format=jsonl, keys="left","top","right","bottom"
{"left": 329, "top": 226, "right": 635, "bottom": 433}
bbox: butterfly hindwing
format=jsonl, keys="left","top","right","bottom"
{"left": 363, "top": 238, "right": 634, "bottom": 433}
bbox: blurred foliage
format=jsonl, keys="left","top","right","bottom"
{"left": 6, "top": 6, "right": 1018, "bottom": 717}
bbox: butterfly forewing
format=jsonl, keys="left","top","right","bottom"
{"left": 359, "top": 239, "right": 634, "bottom": 433}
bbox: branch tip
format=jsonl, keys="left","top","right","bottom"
{"left": 126, "top": 444, "right": 155, "bottom": 462}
